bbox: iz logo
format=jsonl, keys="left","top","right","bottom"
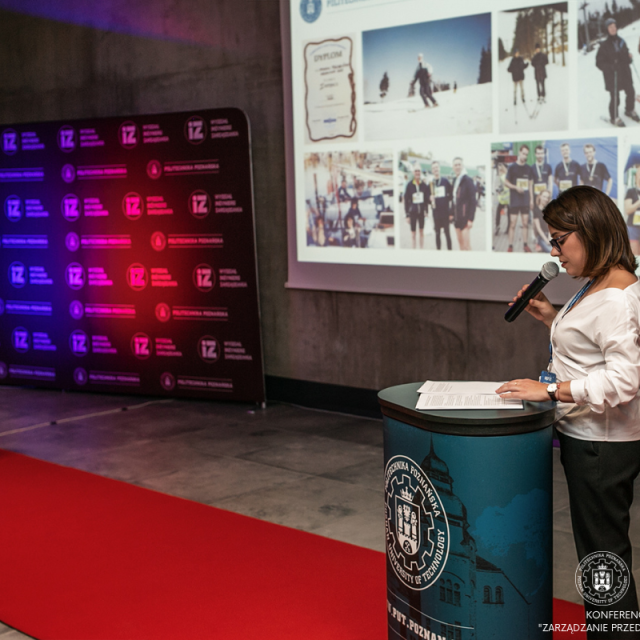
{"left": 131, "top": 333, "right": 151, "bottom": 359}
{"left": 127, "top": 264, "right": 147, "bottom": 291}
{"left": 193, "top": 264, "right": 214, "bottom": 291}
{"left": 12, "top": 328, "right": 29, "bottom": 353}
{"left": 5, "top": 196, "right": 21, "bottom": 221}
{"left": 124, "top": 194, "right": 142, "bottom": 219}
{"left": 62, "top": 195, "right": 80, "bottom": 221}
{"left": 58, "top": 126, "right": 76, "bottom": 151}
{"left": 185, "top": 117, "right": 206, "bottom": 144}
{"left": 66, "top": 263, "right": 85, "bottom": 290}
{"left": 119, "top": 122, "right": 138, "bottom": 148}
{"left": 198, "top": 336, "right": 219, "bottom": 363}
{"left": 190, "top": 192, "right": 210, "bottom": 218}
{"left": 9, "top": 262, "right": 25, "bottom": 288}
{"left": 2, "top": 130, "right": 18, "bottom": 154}
{"left": 70, "top": 331, "right": 88, "bottom": 356}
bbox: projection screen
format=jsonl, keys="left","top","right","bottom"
{"left": 282, "top": 0, "right": 640, "bottom": 303}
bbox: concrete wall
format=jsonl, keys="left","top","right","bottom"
{"left": 0, "top": 2, "right": 550, "bottom": 392}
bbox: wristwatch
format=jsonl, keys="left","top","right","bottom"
{"left": 547, "top": 383, "right": 559, "bottom": 402}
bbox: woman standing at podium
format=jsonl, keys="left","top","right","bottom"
{"left": 496, "top": 185, "right": 640, "bottom": 638}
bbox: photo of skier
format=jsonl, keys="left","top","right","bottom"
{"left": 303, "top": 151, "right": 395, "bottom": 249}
{"left": 578, "top": 1, "right": 640, "bottom": 128}
{"left": 491, "top": 136, "right": 617, "bottom": 252}
{"left": 362, "top": 13, "right": 491, "bottom": 141}
{"left": 498, "top": 3, "right": 568, "bottom": 134}
{"left": 398, "top": 141, "right": 486, "bottom": 251}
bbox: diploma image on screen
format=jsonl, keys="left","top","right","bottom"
{"left": 362, "top": 12, "right": 492, "bottom": 141}
{"left": 304, "top": 151, "right": 394, "bottom": 249}
{"left": 304, "top": 36, "right": 357, "bottom": 143}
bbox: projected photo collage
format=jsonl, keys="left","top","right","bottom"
{"left": 293, "top": 0, "right": 640, "bottom": 268}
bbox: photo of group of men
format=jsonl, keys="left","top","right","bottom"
{"left": 398, "top": 151, "right": 486, "bottom": 251}
{"left": 492, "top": 137, "right": 617, "bottom": 253}
{"left": 303, "top": 151, "right": 395, "bottom": 249}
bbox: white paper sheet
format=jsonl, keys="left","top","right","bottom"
{"left": 417, "top": 380, "right": 504, "bottom": 395}
{"left": 415, "top": 393, "right": 523, "bottom": 410}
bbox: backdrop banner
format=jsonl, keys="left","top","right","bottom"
{"left": 0, "top": 108, "right": 265, "bottom": 403}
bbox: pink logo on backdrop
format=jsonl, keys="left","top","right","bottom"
{"left": 193, "top": 264, "right": 215, "bottom": 292}
{"left": 119, "top": 121, "right": 139, "bottom": 148}
{"left": 127, "top": 263, "right": 148, "bottom": 291}
{"left": 189, "top": 190, "right": 211, "bottom": 219}
{"left": 184, "top": 116, "right": 207, "bottom": 144}
{"left": 122, "top": 192, "right": 143, "bottom": 220}
{"left": 58, "top": 126, "right": 76, "bottom": 152}
{"left": 131, "top": 332, "right": 152, "bottom": 359}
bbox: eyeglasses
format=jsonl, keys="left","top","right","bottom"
{"left": 550, "top": 231, "right": 573, "bottom": 252}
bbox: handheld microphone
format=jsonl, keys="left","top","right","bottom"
{"left": 504, "top": 261, "right": 559, "bottom": 322}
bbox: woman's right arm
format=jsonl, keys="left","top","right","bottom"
{"left": 510, "top": 283, "right": 558, "bottom": 328}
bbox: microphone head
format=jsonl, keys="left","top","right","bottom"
{"left": 541, "top": 261, "right": 559, "bottom": 281}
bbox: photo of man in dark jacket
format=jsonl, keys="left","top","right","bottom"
{"left": 403, "top": 166, "right": 430, "bottom": 249}
{"left": 596, "top": 17, "right": 640, "bottom": 126}
{"left": 531, "top": 43, "right": 548, "bottom": 102}
{"left": 451, "top": 157, "right": 476, "bottom": 251}
{"left": 507, "top": 49, "right": 528, "bottom": 105}
{"left": 409, "top": 53, "right": 438, "bottom": 108}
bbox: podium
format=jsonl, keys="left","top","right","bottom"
{"left": 378, "top": 382, "right": 555, "bottom": 640}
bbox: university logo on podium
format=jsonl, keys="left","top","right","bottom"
{"left": 396, "top": 488, "right": 420, "bottom": 555}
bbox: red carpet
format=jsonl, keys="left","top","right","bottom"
{"left": 0, "top": 450, "right": 386, "bottom": 640}
{"left": 0, "top": 449, "right": 586, "bottom": 640}
{"left": 553, "top": 598, "right": 587, "bottom": 639}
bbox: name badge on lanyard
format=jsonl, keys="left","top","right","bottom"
{"left": 559, "top": 179, "right": 572, "bottom": 191}
{"left": 434, "top": 185, "right": 445, "bottom": 198}
{"left": 412, "top": 191, "right": 424, "bottom": 204}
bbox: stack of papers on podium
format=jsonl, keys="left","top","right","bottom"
{"left": 416, "top": 381, "right": 524, "bottom": 410}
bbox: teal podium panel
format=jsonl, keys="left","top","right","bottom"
{"left": 379, "top": 382, "right": 556, "bottom": 640}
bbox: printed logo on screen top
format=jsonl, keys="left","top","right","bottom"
{"left": 184, "top": 116, "right": 206, "bottom": 145}
{"left": 198, "top": 336, "right": 220, "bottom": 363}
{"left": 576, "top": 552, "right": 630, "bottom": 606}
{"left": 61, "top": 194, "right": 81, "bottom": 221}
{"left": 385, "top": 455, "right": 450, "bottom": 591}
{"left": 2, "top": 129, "right": 19, "bottom": 155}
{"left": 66, "top": 263, "right": 85, "bottom": 290}
{"left": 189, "top": 190, "right": 211, "bottom": 219}
{"left": 193, "top": 264, "right": 215, "bottom": 292}
{"left": 119, "top": 121, "right": 139, "bottom": 149}
{"left": 58, "top": 126, "right": 76, "bottom": 152}
{"left": 131, "top": 333, "right": 152, "bottom": 360}
{"left": 300, "top": 0, "right": 321, "bottom": 23}
{"left": 127, "top": 264, "right": 148, "bottom": 291}
{"left": 5, "top": 195, "right": 22, "bottom": 222}
{"left": 12, "top": 327, "right": 29, "bottom": 353}
{"left": 8, "top": 262, "right": 26, "bottom": 289}
{"left": 69, "top": 330, "right": 88, "bottom": 357}
{"left": 123, "top": 193, "right": 144, "bottom": 220}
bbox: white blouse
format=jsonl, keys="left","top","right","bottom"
{"left": 550, "top": 279, "right": 640, "bottom": 441}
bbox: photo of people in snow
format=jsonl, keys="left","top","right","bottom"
{"left": 397, "top": 148, "right": 485, "bottom": 251}
{"left": 499, "top": 3, "right": 568, "bottom": 134}
{"left": 492, "top": 137, "right": 617, "bottom": 253}
{"left": 304, "top": 152, "right": 394, "bottom": 249}
{"left": 579, "top": 1, "right": 640, "bottom": 128}
{"left": 362, "top": 13, "right": 492, "bottom": 141}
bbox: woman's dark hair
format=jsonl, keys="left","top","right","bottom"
{"left": 543, "top": 185, "right": 638, "bottom": 278}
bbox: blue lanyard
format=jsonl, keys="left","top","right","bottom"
{"left": 549, "top": 280, "right": 594, "bottom": 363}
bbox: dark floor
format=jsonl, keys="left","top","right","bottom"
{"left": 0, "top": 386, "right": 639, "bottom": 638}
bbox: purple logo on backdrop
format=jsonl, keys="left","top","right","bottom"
{"left": 65, "top": 263, "right": 85, "bottom": 290}
{"left": 119, "top": 121, "right": 139, "bottom": 148}
{"left": 12, "top": 327, "right": 29, "bottom": 353}
{"left": 5, "top": 195, "right": 22, "bottom": 222}
{"left": 61, "top": 194, "right": 80, "bottom": 221}
{"left": 185, "top": 116, "right": 206, "bottom": 144}
{"left": 198, "top": 336, "right": 220, "bottom": 363}
{"left": 58, "top": 126, "right": 76, "bottom": 152}
{"left": 69, "top": 300, "right": 84, "bottom": 320}
{"left": 9, "top": 262, "right": 26, "bottom": 288}
{"left": 2, "top": 128, "right": 19, "bottom": 155}
{"left": 69, "top": 330, "right": 88, "bottom": 356}
{"left": 122, "top": 192, "right": 143, "bottom": 220}
{"left": 151, "top": 231, "right": 166, "bottom": 251}
{"left": 160, "top": 372, "right": 175, "bottom": 390}
{"left": 193, "top": 264, "right": 215, "bottom": 292}
{"left": 74, "top": 367, "right": 88, "bottom": 385}
{"left": 127, "top": 263, "right": 147, "bottom": 291}
{"left": 155, "top": 302, "right": 171, "bottom": 322}
{"left": 189, "top": 190, "right": 211, "bottom": 219}
{"left": 61, "top": 164, "right": 76, "bottom": 183}
{"left": 65, "top": 232, "right": 80, "bottom": 252}
{"left": 147, "top": 160, "right": 162, "bottom": 179}
{"left": 131, "top": 332, "right": 152, "bottom": 359}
